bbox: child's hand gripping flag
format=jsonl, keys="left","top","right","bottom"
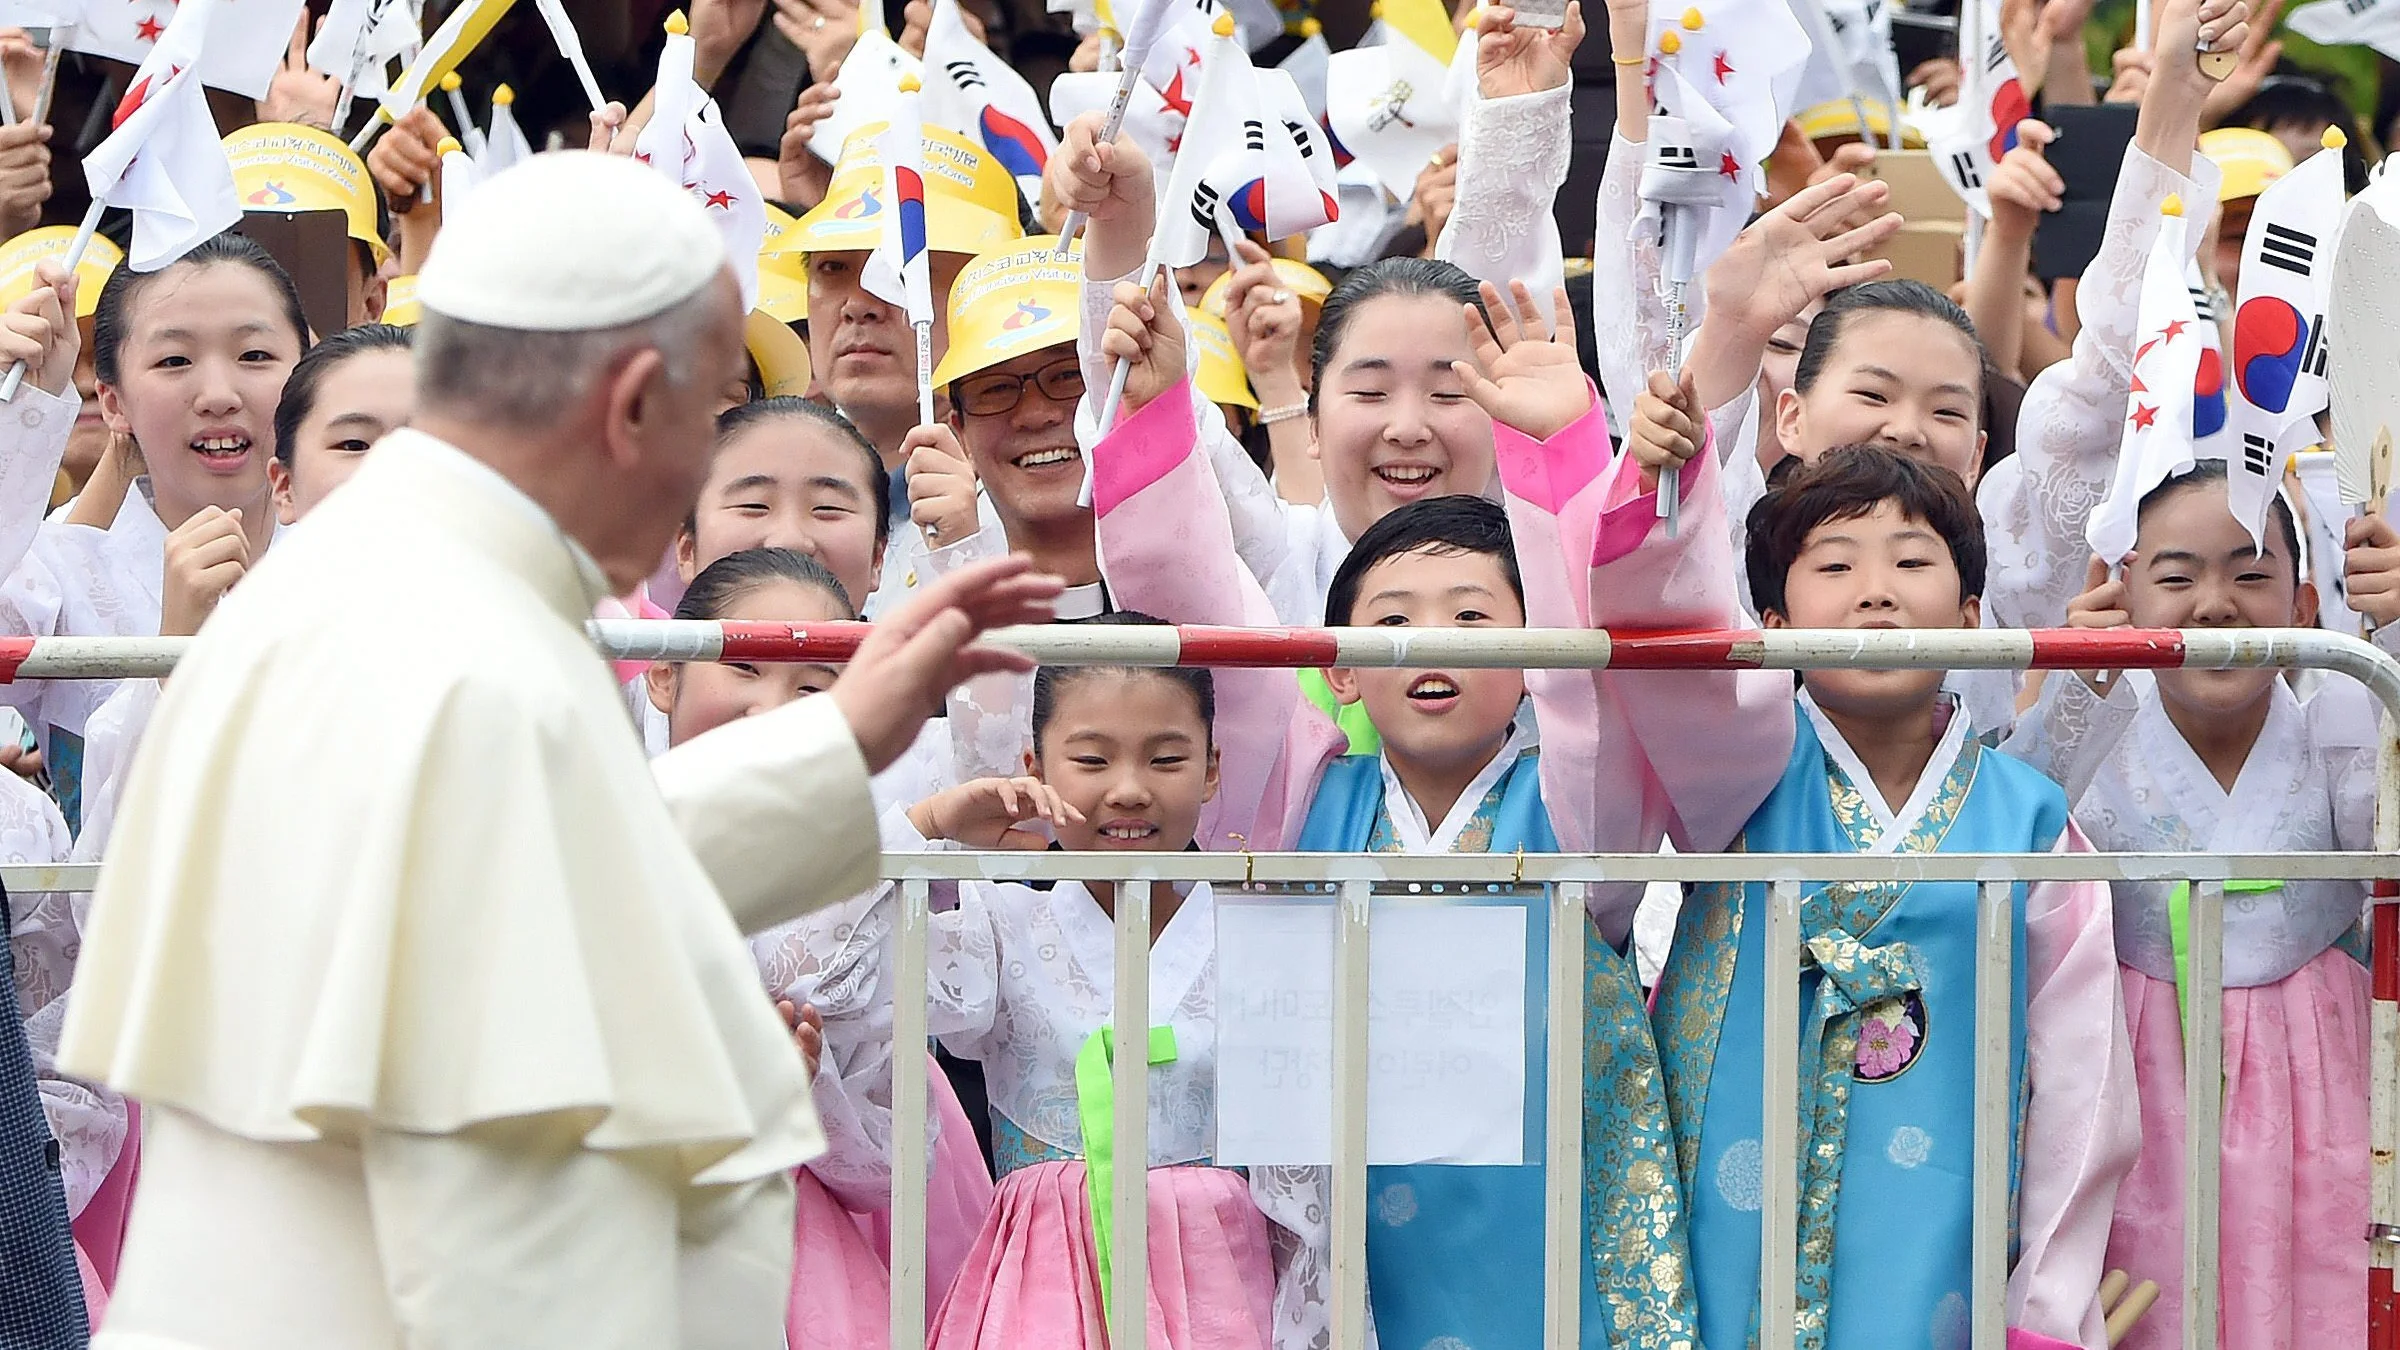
{"left": 85, "top": 0, "right": 241, "bottom": 271}
{"left": 2089, "top": 197, "right": 2205, "bottom": 562}
{"left": 635, "top": 11, "right": 768, "bottom": 309}
{"left": 923, "top": 0, "right": 1057, "bottom": 204}
{"left": 1915, "top": 20, "right": 2028, "bottom": 218}
{"left": 2226, "top": 128, "right": 2345, "bottom": 547}
{"left": 864, "top": 77, "right": 937, "bottom": 423}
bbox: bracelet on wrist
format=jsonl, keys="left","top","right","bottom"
{"left": 1258, "top": 400, "right": 1309, "bottom": 425}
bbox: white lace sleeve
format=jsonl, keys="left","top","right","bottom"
{"left": 1248, "top": 1164, "right": 1376, "bottom": 1350}
{"left": 752, "top": 888, "right": 903, "bottom": 1209}
{"left": 1590, "top": 130, "right": 1674, "bottom": 431}
{"left": 1436, "top": 81, "right": 1570, "bottom": 306}
{"left": 1999, "top": 672, "right": 2138, "bottom": 804}
{"left": 1980, "top": 145, "right": 2221, "bottom": 631}
{"left": 927, "top": 884, "right": 1003, "bottom": 1055}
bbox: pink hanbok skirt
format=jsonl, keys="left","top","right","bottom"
{"left": 790, "top": 1054, "right": 997, "bottom": 1347}
{"left": 2105, "top": 949, "right": 2369, "bottom": 1350}
{"left": 926, "top": 1160, "right": 1274, "bottom": 1350}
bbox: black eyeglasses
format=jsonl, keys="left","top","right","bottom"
{"left": 955, "top": 356, "right": 1086, "bottom": 417}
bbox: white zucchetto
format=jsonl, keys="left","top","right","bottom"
{"left": 417, "top": 151, "right": 729, "bottom": 332}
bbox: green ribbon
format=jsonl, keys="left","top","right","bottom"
{"left": 1075, "top": 1024, "right": 1179, "bottom": 1326}
{"left": 2168, "top": 880, "right": 2283, "bottom": 1034}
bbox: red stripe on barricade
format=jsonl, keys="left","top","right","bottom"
{"left": 1605, "top": 630, "right": 1764, "bottom": 669}
{"left": 1175, "top": 627, "right": 1345, "bottom": 668}
{"left": 2027, "top": 629, "right": 2188, "bottom": 668}
{"left": 2375, "top": 882, "right": 2400, "bottom": 1003}
{"left": 0, "top": 637, "right": 29, "bottom": 683}
{"left": 2371, "top": 1266, "right": 2399, "bottom": 1350}
{"left": 716, "top": 622, "right": 871, "bottom": 663}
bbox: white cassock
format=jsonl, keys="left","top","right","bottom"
{"left": 59, "top": 429, "right": 885, "bottom": 1349}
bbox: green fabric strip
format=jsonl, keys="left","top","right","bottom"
{"left": 1075, "top": 1024, "right": 1179, "bottom": 1326}
{"left": 2168, "top": 880, "right": 2283, "bottom": 1033}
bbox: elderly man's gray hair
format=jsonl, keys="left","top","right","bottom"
{"left": 413, "top": 284, "right": 730, "bottom": 428}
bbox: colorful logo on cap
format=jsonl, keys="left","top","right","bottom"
{"left": 978, "top": 108, "right": 1048, "bottom": 179}
{"left": 247, "top": 180, "right": 299, "bottom": 206}
{"left": 836, "top": 187, "right": 884, "bottom": 220}
{"left": 2234, "top": 296, "right": 2309, "bottom": 415}
{"left": 1001, "top": 299, "right": 1051, "bottom": 330}
{"left": 2193, "top": 345, "right": 2226, "bottom": 438}
{"left": 1986, "top": 78, "right": 2030, "bottom": 162}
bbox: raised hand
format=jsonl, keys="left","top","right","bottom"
{"left": 258, "top": 15, "right": 341, "bottom": 128}
{"left": 0, "top": 261, "right": 77, "bottom": 398}
{"left": 2344, "top": 513, "right": 2400, "bottom": 628}
{"left": 779, "top": 83, "right": 841, "bottom": 205}
{"left": 1474, "top": 3, "right": 1584, "bottom": 100}
{"left": 691, "top": 0, "right": 772, "bottom": 86}
{"left": 1985, "top": 119, "right": 2063, "bottom": 241}
{"left": 1453, "top": 280, "right": 1589, "bottom": 442}
{"left": 1221, "top": 240, "right": 1305, "bottom": 403}
{"left": 775, "top": 0, "right": 864, "bottom": 84}
{"left": 160, "top": 507, "right": 252, "bottom": 639}
{"left": 1704, "top": 173, "right": 1901, "bottom": 344}
{"left": 829, "top": 555, "right": 1065, "bottom": 772}
{"left": 367, "top": 105, "right": 447, "bottom": 212}
{"left": 907, "top": 775, "right": 1086, "bottom": 848}
{"left": 1099, "top": 271, "right": 1187, "bottom": 420}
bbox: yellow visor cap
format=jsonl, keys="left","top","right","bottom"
{"left": 1794, "top": 99, "right": 1925, "bottom": 148}
{"left": 756, "top": 259, "right": 809, "bottom": 325}
{"left": 929, "top": 235, "right": 1081, "bottom": 387}
{"left": 2200, "top": 126, "right": 2295, "bottom": 202}
{"left": 225, "top": 122, "right": 392, "bottom": 265}
{"left": 791, "top": 122, "right": 1024, "bottom": 257}
{"left": 1199, "top": 256, "right": 1333, "bottom": 316}
{"left": 760, "top": 201, "right": 802, "bottom": 267}
{"left": 1189, "top": 309, "right": 1257, "bottom": 409}
{"left": 381, "top": 274, "right": 422, "bottom": 326}
{"left": 0, "top": 227, "right": 123, "bottom": 319}
{"left": 746, "top": 310, "right": 814, "bottom": 398}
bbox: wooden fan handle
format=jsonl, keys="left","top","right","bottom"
{"left": 2198, "top": 47, "right": 2239, "bottom": 80}
{"left": 2106, "top": 1280, "right": 2162, "bottom": 1346}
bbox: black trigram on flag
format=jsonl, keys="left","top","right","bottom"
{"left": 2346, "top": 0, "right": 2373, "bottom": 16}
{"left": 1653, "top": 135, "right": 1700, "bottom": 170}
{"left": 2259, "top": 223, "right": 2317, "bottom": 277}
{"left": 2301, "top": 314, "right": 2329, "bottom": 378}
{"left": 2242, "top": 432, "right": 2275, "bottom": 478}
{"left": 2189, "top": 283, "right": 2217, "bottom": 323}
{"left": 1948, "top": 150, "right": 1983, "bottom": 191}
{"left": 1190, "top": 181, "right": 1225, "bottom": 232}
{"left": 1284, "top": 118, "right": 1319, "bottom": 163}
{"left": 944, "top": 60, "right": 985, "bottom": 90}
{"left": 1984, "top": 28, "right": 2008, "bottom": 76}
{"left": 1240, "top": 119, "right": 1267, "bottom": 153}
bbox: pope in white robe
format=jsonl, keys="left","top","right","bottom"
{"left": 56, "top": 152, "right": 1060, "bottom": 1349}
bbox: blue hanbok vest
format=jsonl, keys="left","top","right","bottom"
{"left": 1652, "top": 711, "right": 2068, "bottom": 1350}
{"left": 1298, "top": 750, "right": 1698, "bottom": 1350}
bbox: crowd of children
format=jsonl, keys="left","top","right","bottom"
{"left": 3, "top": 0, "right": 2400, "bottom": 1343}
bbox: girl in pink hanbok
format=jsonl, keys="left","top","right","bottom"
{"left": 644, "top": 546, "right": 996, "bottom": 1346}
{"left": 2006, "top": 464, "right": 2400, "bottom": 1350}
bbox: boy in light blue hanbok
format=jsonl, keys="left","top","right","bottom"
{"left": 1086, "top": 270, "right": 1791, "bottom": 1348}
{"left": 1618, "top": 404, "right": 2138, "bottom": 1350}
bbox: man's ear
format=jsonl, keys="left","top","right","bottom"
{"left": 643, "top": 661, "right": 678, "bottom": 716}
{"left": 1321, "top": 666, "right": 1363, "bottom": 704}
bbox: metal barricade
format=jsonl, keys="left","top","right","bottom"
{"left": 6, "top": 623, "right": 2398, "bottom": 1350}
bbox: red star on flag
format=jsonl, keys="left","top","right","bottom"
{"left": 633, "top": 151, "right": 653, "bottom": 165}
{"left": 2128, "top": 403, "right": 2158, "bottom": 430}
{"left": 1712, "top": 51, "right": 1734, "bottom": 83}
{"left": 2160, "top": 319, "right": 2187, "bottom": 342}
{"left": 135, "top": 15, "right": 163, "bottom": 40}
{"left": 1160, "top": 69, "right": 1193, "bottom": 118}
{"left": 1718, "top": 151, "right": 1741, "bottom": 180}
{"left": 2128, "top": 372, "right": 2146, "bottom": 395}
{"left": 704, "top": 188, "right": 734, "bottom": 210}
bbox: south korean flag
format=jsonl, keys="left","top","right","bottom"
{"left": 2225, "top": 135, "right": 2345, "bottom": 549}
{"left": 1918, "top": 25, "right": 2028, "bottom": 218}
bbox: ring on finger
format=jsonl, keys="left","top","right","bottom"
{"left": 814, "top": 14, "right": 827, "bottom": 27}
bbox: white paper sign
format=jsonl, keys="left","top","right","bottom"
{"left": 1214, "top": 896, "right": 1526, "bottom": 1167}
